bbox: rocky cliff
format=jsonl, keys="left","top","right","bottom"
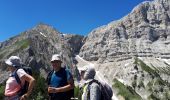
{"left": 80, "top": 0, "right": 170, "bottom": 62}
{"left": 79, "top": 0, "right": 170, "bottom": 99}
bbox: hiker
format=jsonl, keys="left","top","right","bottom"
{"left": 79, "top": 65, "right": 101, "bottom": 100}
{"left": 79, "top": 65, "right": 113, "bottom": 100}
{"left": 47, "top": 54, "right": 74, "bottom": 100}
{"left": 4, "top": 56, "right": 35, "bottom": 100}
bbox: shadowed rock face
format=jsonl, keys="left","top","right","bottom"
{"left": 0, "top": 24, "right": 84, "bottom": 82}
{"left": 79, "top": 0, "right": 170, "bottom": 63}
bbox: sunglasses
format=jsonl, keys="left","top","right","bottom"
{"left": 51, "top": 60, "right": 62, "bottom": 63}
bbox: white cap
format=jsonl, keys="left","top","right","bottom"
{"left": 51, "top": 54, "right": 62, "bottom": 62}
{"left": 5, "top": 56, "right": 21, "bottom": 67}
{"left": 78, "top": 65, "right": 96, "bottom": 80}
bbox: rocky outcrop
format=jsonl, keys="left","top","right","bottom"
{"left": 79, "top": 0, "right": 170, "bottom": 63}
{"left": 63, "top": 34, "right": 84, "bottom": 55}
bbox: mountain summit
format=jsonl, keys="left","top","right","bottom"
{"left": 0, "top": 24, "right": 84, "bottom": 83}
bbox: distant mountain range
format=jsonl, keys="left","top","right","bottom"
{"left": 1, "top": 0, "right": 170, "bottom": 99}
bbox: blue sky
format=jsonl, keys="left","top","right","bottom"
{"left": 0, "top": 0, "right": 148, "bottom": 42}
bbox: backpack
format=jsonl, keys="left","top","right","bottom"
{"left": 13, "top": 65, "right": 32, "bottom": 96}
{"left": 88, "top": 79, "right": 113, "bottom": 100}
{"left": 46, "top": 68, "right": 74, "bottom": 100}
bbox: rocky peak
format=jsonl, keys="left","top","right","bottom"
{"left": 0, "top": 24, "right": 84, "bottom": 81}
{"left": 132, "top": 0, "right": 170, "bottom": 25}
{"left": 32, "top": 23, "right": 61, "bottom": 36}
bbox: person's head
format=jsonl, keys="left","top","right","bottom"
{"left": 5, "top": 56, "right": 21, "bottom": 72}
{"left": 79, "top": 65, "right": 96, "bottom": 81}
{"left": 51, "top": 54, "right": 62, "bottom": 71}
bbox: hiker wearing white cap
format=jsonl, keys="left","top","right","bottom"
{"left": 78, "top": 65, "right": 101, "bottom": 100}
{"left": 79, "top": 65, "right": 113, "bottom": 100}
{"left": 46, "top": 54, "right": 74, "bottom": 100}
{"left": 4, "top": 56, "right": 35, "bottom": 100}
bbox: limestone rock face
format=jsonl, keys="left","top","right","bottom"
{"left": 78, "top": 0, "right": 170, "bottom": 99}
{"left": 79, "top": 0, "right": 170, "bottom": 63}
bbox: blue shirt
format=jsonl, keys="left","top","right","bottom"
{"left": 50, "top": 68, "right": 72, "bottom": 87}
{"left": 49, "top": 68, "right": 73, "bottom": 100}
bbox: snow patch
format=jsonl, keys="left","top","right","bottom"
{"left": 40, "top": 32, "right": 47, "bottom": 37}
{"left": 125, "top": 63, "right": 129, "bottom": 67}
{"left": 117, "top": 78, "right": 127, "bottom": 85}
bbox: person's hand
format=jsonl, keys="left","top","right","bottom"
{"left": 48, "top": 87, "right": 58, "bottom": 93}
{"left": 20, "top": 94, "right": 28, "bottom": 100}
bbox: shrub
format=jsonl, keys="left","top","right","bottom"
{"left": 0, "top": 84, "right": 5, "bottom": 99}
{"left": 113, "top": 79, "right": 142, "bottom": 100}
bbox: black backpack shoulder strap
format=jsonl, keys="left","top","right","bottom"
{"left": 89, "top": 79, "right": 101, "bottom": 87}
{"left": 63, "top": 68, "right": 69, "bottom": 81}
{"left": 46, "top": 70, "right": 54, "bottom": 85}
{"left": 14, "top": 68, "right": 22, "bottom": 85}
{"left": 22, "top": 66, "right": 32, "bottom": 76}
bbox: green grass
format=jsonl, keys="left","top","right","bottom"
{"left": 138, "top": 60, "right": 155, "bottom": 74}
{"left": 0, "top": 39, "right": 30, "bottom": 58}
{"left": 146, "top": 77, "right": 170, "bottom": 99}
{"left": 0, "top": 52, "right": 6, "bottom": 59}
{"left": 113, "top": 79, "right": 142, "bottom": 100}
{"left": 0, "top": 46, "right": 10, "bottom": 58}
{"left": 134, "top": 57, "right": 138, "bottom": 65}
{"left": 15, "top": 39, "right": 30, "bottom": 50}
{"left": 147, "top": 81, "right": 153, "bottom": 92}
{"left": 74, "top": 86, "right": 82, "bottom": 100}
{"left": 134, "top": 58, "right": 170, "bottom": 99}
{"left": 135, "top": 58, "right": 159, "bottom": 78}
{"left": 148, "top": 93, "right": 160, "bottom": 100}
{"left": 0, "top": 84, "right": 5, "bottom": 99}
{"left": 134, "top": 58, "right": 154, "bottom": 74}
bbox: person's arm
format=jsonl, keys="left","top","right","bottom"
{"left": 20, "top": 74, "right": 35, "bottom": 99}
{"left": 48, "top": 78, "right": 74, "bottom": 93}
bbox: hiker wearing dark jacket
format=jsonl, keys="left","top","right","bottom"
{"left": 47, "top": 54, "right": 74, "bottom": 100}
{"left": 4, "top": 56, "right": 35, "bottom": 100}
{"left": 79, "top": 65, "right": 101, "bottom": 100}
